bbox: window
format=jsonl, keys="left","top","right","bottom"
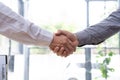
{"left": 0, "top": 0, "right": 119, "bottom": 80}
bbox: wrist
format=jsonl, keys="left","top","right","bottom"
{"left": 74, "top": 33, "right": 80, "bottom": 46}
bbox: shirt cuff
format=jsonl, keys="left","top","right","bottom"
{"left": 40, "top": 29, "right": 54, "bottom": 46}
{"left": 75, "top": 31, "right": 90, "bottom": 47}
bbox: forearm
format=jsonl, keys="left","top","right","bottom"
{"left": 0, "top": 2, "right": 53, "bottom": 46}
{"left": 75, "top": 8, "right": 120, "bottom": 47}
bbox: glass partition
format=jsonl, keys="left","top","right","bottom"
{"left": 0, "top": 0, "right": 119, "bottom": 80}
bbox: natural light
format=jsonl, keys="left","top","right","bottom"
{"left": 0, "top": 0, "right": 120, "bottom": 80}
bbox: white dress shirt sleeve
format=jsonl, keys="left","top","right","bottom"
{"left": 0, "top": 2, "right": 53, "bottom": 46}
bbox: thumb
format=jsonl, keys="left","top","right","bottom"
{"left": 55, "top": 30, "right": 71, "bottom": 37}
{"left": 55, "top": 30, "right": 65, "bottom": 36}
{"left": 56, "top": 30, "right": 76, "bottom": 42}
{"left": 71, "top": 39, "right": 79, "bottom": 52}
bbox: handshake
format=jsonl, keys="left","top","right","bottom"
{"left": 49, "top": 30, "right": 79, "bottom": 57}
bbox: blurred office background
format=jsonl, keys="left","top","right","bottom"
{"left": 0, "top": 0, "right": 120, "bottom": 80}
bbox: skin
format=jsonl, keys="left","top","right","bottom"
{"left": 50, "top": 30, "right": 79, "bottom": 57}
{"left": 49, "top": 34, "right": 77, "bottom": 57}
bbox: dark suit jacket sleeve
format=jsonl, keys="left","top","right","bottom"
{"left": 75, "top": 8, "right": 120, "bottom": 47}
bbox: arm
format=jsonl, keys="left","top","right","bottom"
{"left": 53, "top": 8, "right": 120, "bottom": 57}
{"left": 0, "top": 2, "right": 53, "bottom": 46}
{"left": 0, "top": 2, "right": 75, "bottom": 55}
{"left": 76, "top": 8, "right": 120, "bottom": 47}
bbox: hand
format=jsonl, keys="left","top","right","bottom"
{"left": 53, "top": 30, "right": 79, "bottom": 57}
{"left": 49, "top": 34, "right": 75, "bottom": 57}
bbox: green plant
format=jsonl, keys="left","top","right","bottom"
{"left": 95, "top": 48, "right": 115, "bottom": 80}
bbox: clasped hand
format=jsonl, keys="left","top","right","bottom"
{"left": 49, "top": 30, "right": 79, "bottom": 57}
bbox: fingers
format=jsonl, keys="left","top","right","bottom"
{"left": 53, "top": 40, "right": 75, "bottom": 57}
{"left": 56, "top": 30, "right": 79, "bottom": 49}
{"left": 55, "top": 30, "right": 68, "bottom": 36}
{"left": 56, "top": 47, "right": 65, "bottom": 56}
{"left": 66, "top": 39, "right": 76, "bottom": 51}
{"left": 53, "top": 46, "right": 59, "bottom": 53}
{"left": 49, "top": 34, "right": 77, "bottom": 57}
{"left": 55, "top": 30, "right": 62, "bottom": 36}
{"left": 53, "top": 46, "right": 72, "bottom": 57}
{"left": 55, "top": 30, "right": 77, "bottom": 42}
{"left": 53, "top": 45, "right": 73, "bottom": 57}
